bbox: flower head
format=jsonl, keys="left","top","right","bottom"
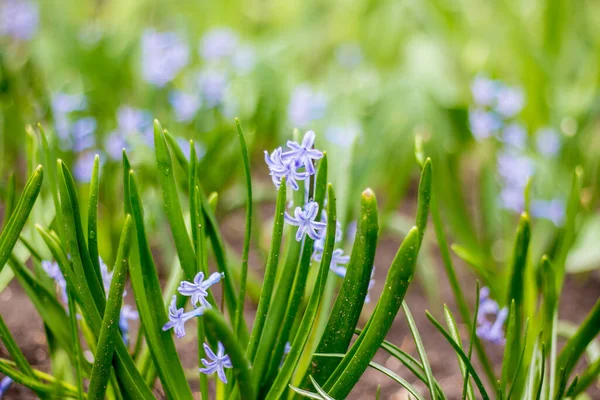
{"left": 531, "top": 199, "right": 565, "bottom": 226}
{"left": 0, "top": 376, "right": 13, "bottom": 398}
{"left": 282, "top": 130, "right": 323, "bottom": 175}
{"left": 476, "top": 287, "right": 508, "bottom": 345}
{"left": 197, "top": 69, "right": 228, "bottom": 108}
{"left": 264, "top": 147, "right": 309, "bottom": 191}
{"left": 141, "top": 29, "right": 189, "bottom": 87}
{"left": 199, "top": 342, "right": 233, "bottom": 383}
{"left": 0, "top": 0, "right": 38, "bottom": 40}
{"left": 535, "top": 127, "right": 561, "bottom": 156}
{"left": 495, "top": 86, "right": 525, "bottom": 118}
{"left": 178, "top": 271, "right": 224, "bottom": 308}
{"left": 502, "top": 123, "right": 527, "bottom": 150}
{"left": 285, "top": 201, "right": 326, "bottom": 241}
{"left": 471, "top": 75, "right": 497, "bottom": 107}
{"left": 469, "top": 108, "right": 502, "bottom": 140}
{"left": 200, "top": 28, "right": 238, "bottom": 62}
{"left": 162, "top": 295, "right": 205, "bottom": 338}
{"left": 119, "top": 304, "right": 138, "bottom": 344}
{"left": 169, "top": 91, "right": 201, "bottom": 122}
{"left": 42, "top": 260, "right": 67, "bottom": 303}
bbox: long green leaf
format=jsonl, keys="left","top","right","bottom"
{"left": 403, "top": 302, "right": 436, "bottom": 400}
{"left": 308, "top": 187, "right": 379, "bottom": 386}
{"left": 0, "top": 359, "right": 79, "bottom": 398}
{"left": 324, "top": 227, "right": 420, "bottom": 399}
{"left": 443, "top": 306, "right": 474, "bottom": 400}
{"left": 87, "top": 154, "right": 102, "bottom": 287}
{"left": 234, "top": 119, "right": 253, "bottom": 339}
{"left": 0, "top": 166, "right": 43, "bottom": 273}
{"left": 416, "top": 158, "right": 432, "bottom": 247}
{"left": 0, "top": 314, "right": 35, "bottom": 377}
{"left": 88, "top": 215, "right": 133, "bottom": 400}
{"left": 38, "top": 124, "right": 65, "bottom": 241}
{"left": 128, "top": 170, "right": 194, "bottom": 400}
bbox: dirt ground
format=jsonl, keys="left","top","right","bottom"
{"left": 0, "top": 214, "right": 599, "bottom": 399}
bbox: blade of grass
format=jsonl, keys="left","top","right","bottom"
{"left": 309, "top": 376, "right": 335, "bottom": 400}
{"left": 0, "top": 314, "right": 35, "bottom": 377}
{"left": 506, "top": 319, "right": 529, "bottom": 400}
{"left": 0, "top": 359, "right": 78, "bottom": 398}
{"left": 0, "top": 166, "right": 43, "bottom": 274}
{"left": 461, "top": 282, "right": 480, "bottom": 400}
{"left": 233, "top": 119, "right": 253, "bottom": 340}
{"left": 38, "top": 124, "right": 65, "bottom": 241}
{"left": 88, "top": 215, "right": 133, "bottom": 399}
{"left": 443, "top": 306, "right": 475, "bottom": 400}
{"left": 66, "top": 285, "right": 84, "bottom": 400}
{"left": 87, "top": 154, "right": 102, "bottom": 287}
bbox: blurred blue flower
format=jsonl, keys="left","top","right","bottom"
{"left": 200, "top": 28, "right": 238, "bottom": 62}
{"left": 497, "top": 151, "right": 534, "bottom": 188}
{"left": 197, "top": 70, "right": 228, "bottom": 108}
{"left": 176, "top": 137, "right": 206, "bottom": 161}
{"left": 0, "top": 0, "right": 38, "bottom": 40}
{"left": 199, "top": 342, "right": 232, "bottom": 384}
{"left": 162, "top": 295, "right": 205, "bottom": 338}
{"left": 169, "top": 91, "right": 201, "bottom": 122}
{"left": 336, "top": 43, "right": 363, "bottom": 69}
{"left": 73, "top": 152, "right": 102, "bottom": 183}
{"left": 532, "top": 199, "right": 565, "bottom": 226}
{"left": 285, "top": 201, "right": 327, "bottom": 241}
{"left": 535, "top": 127, "right": 561, "bottom": 156}
{"left": 477, "top": 287, "right": 508, "bottom": 345}
{"left": 314, "top": 248, "right": 350, "bottom": 271}
{"left": 282, "top": 130, "right": 323, "bottom": 174}
{"left": 0, "top": 376, "right": 13, "bottom": 399}
{"left": 232, "top": 45, "right": 256, "bottom": 74}
{"left": 502, "top": 123, "right": 527, "bottom": 150}
{"left": 469, "top": 108, "right": 501, "bottom": 140}
{"left": 141, "top": 29, "right": 189, "bottom": 87}
{"left": 178, "top": 271, "right": 224, "bottom": 308}
{"left": 71, "top": 117, "right": 97, "bottom": 152}
{"left": 325, "top": 122, "right": 361, "bottom": 148}
{"left": 52, "top": 93, "right": 87, "bottom": 115}
{"left": 99, "top": 257, "right": 115, "bottom": 295}
{"left": 312, "top": 209, "right": 343, "bottom": 260}
{"left": 117, "top": 106, "right": 152, "bottom": 135}
{"left": 264, "top": 147, "right": 309, "bottom": 190}
{"left": 495, "top": 86, "right": 525, "bottom": 118}
{"left": 104, "top": 131, "right": 129, "bottom": 161}
{"left": 119, "top": 304, "right": 138, "bottom": 345}
{"left": 499, "top": 186, "right": 525, "bottom": 213}
{"left": 42, "top": 260, "right": 67, "bottom": 303}
{"left": 288, "top": 84, "right": 327, "bottom": 129}
{"left": 471, "top": 75, "right": 497, "bottom": 107}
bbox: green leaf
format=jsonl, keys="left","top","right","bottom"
{"left": 308, "top": 188, "right": 379, "bottom": 386}
{"left": 66, "top": 283, "right": 85, "bottom": 400}
{"left": 266, "top": 184, "right": 337, "bottom": 400}
{"left": 568, "top": 356, "right": 600, "bottom": 396}
{"left": 87, "top": 154, "right": 102, "bottom": 288}
{"left": 501, "top": 300, "right": 517, "bottom": 392}
{"left": 426, "top": 311, "right": 490, "bottom": 400}
{"left": 0, "top": 358, "right": 79, "bottom": 398}
{"left": 233, "top": 119, "right": 253, "bottom": 340}
{"left": 443, "top": 306, "right": 474, "bottom": 400}
{"left": 88, "top": 215, "right": 134, "bottom": 400}
{"left": 556, "top": 298, "right": 600, "bottom": 397}
{"left": 309, "top": 376, "right": 335, "bottom": 400}
{"left": 127, "top": 170, "right": 194, "bottom": 400}
{"left": 246, "top": 180, "right": 286, "bottom": 360}
{"left": 203, "top": 308, "right": 256, "bottom": 400}
{"left": 0, "top": 314, "right": 35, "bottom": 377}
{"left": 461, "top": 283, "right": 480, "bottom": 400}
{"left": 403, "top": 302, "right": 436, "bottom": 400}
{"left": 324, "top": 227, "right": 420, "bottom": 399}
{"left": 0, "top": 166, "right": 43, "bottom": 273}
{"left": 506, "top": 319, "right": 529, "bottom": 400}
{"left": 38, "top": 124, "right": 65, "bottom": 241}
{"left": 153, "top": 120, "right": 196, "bottom": 279}
{"left": 415, "top": 158, "right": 432, "bottom": 248}
{"left": 289, "top": 384, "right": 325, "bottom": 400}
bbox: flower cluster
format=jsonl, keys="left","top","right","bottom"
{"left": 199, "top": 342, "right": 233, "bottom": 383}
{"left": 105, "top": 106, "right": 153, "bottom": 160}
{"left": 141, "top": 29, "right": 190, "bottom": 88}
{"left": 476, "top": 287, "right": 508, "bottom": 345}
{"left": 288, "top": 84, "right": 328, "bottom": 129}
{"left": 0, "top": 0, "right": 38, "bottom": 41}
{"left": 162, "top": 271, "right": 224, "bottom": 338}
{"left": 469, "top": 75, "right": 565, "bottom": 226}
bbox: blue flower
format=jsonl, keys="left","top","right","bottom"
{"left": 499, "top": 186, "right": 525, "bottom": 213}
{"left": 469, "top": 108, "right": 502, "bottom": 140}
{"left": 0, "top": 376, "right": 13, "bottom": 399}
{"left": 178, "top": 271, "right": 224, "bottom": 308}
{"left": 495, "top": 86, "right": 525, "bottom": 118}
{"left": 531, "top": 199, "right": 565, "bottom": 226}
{"left": 42, "top": 260, "right": 67, "bottom": 304}
{"left": 285, "top": 201, "right": 326, "bottom": 241}
{"left": 287, "top": 85, "right": 327, "bottom": 129}
{"left": 476, "top": 287, "right": 508, "bottom": 345}
{"left": 497, "top": 151, "right": 534, "bottom": 188}
{"left": 232, "top": 45, "right": 256, "bottom": 74}
{"left": 141, "top": 29, "right": 189, "bottom": 87}
{"left": 0, "top": 0, "right": 38, "bottom": 41}
{"left": 117, "top": 106, "right": 152, "bottom": 136}
{"left": 119, "top": 305, "right": 138, "bottom": 345}
{"left": 73, "top": 152, "right": 103, "bottom": 183}
{"left": 176, "top": 137, "right": 206, "bottom": 161}
{"left": 71, "top": 117, "right": 97, "bottom": 152}
{"left": 535, "top": 127, "right": 561, "bottom": 156}
{"left": 316, "top": 248, "right": 350, "bottom": 271}
{"left": 199, "top": 28, "right": 238, "bottom": 62}
{"left": 335, "top": 43, "right": 363, "bottom": 69}
{"left": 282, "top": 130, "right": 323, "bottom": 175}
{"left": 471, "top": 75, "right": 497, "bottom": 107}
{"left": 197, "top": 69, "right": 228, "bottom": 108}
{"left": 264, "top": 147, "right": 309, "bottom": 191}
{"left": 104, "top": 131, "right": 129, "bottom": 161}
{"left": 502, "top": 123, "right": 527, "bottom": 150}
{"left": 99, "top": 257, "right": 114, "bottom": 294}
{"left": 162, "top": 295, "right": 205, "bottom": 338}
{"left": 199, "top": 342, "right": 233, "bottom": 383}
{"left": 52, "top": 93, "right": 87, "bottom": 116}
{"left": 169, "top": 91, "right": 202, "bottom": 122}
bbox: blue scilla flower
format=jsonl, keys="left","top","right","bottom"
{"left": 176, "top": 137, "right": 206, "bottom": 161}
{"left": 287, "top": 85, "right": 327, "bottom": 129}
{"left": 499, "top": 186, "right": 525, "bottom": 213}
{"left": 471, "top": 75, "right": 498, "bottom": 107}
{"left": 199, "top": 342, "right": 233, "bottom": 384}
{"left": 42, "top": 260, "right": 67, "bottom": 303}
{"left": 502, "top": 123, "right": 527, "bottom": 150}
{"left": 162, "top": 295, "right": 205, "bottom": 338}
{"left": 285, "top": 201, "right": 327, "bottom": 242}
{"left": 469, "top": 108, "right": 502, "bottom": 141}
{"left": 325, "top": 122, "right": 361, "bottom": 148}
{"left": 314, "top": 248, "right": 350, "bottom": 271}
{"left": 476, "top": 287, "right": 508, "bottom": 345}
{"left": 104, "top": 131, "right": 129, "bottom": 161}
{"left": 197, "top": 69, "right": 228, "bottom": 108}
{"left": 232, "top": 45, "right": 256, "bottom": 74}
{"left": 74, "top": 152, "right": 103, "bottom": 183}
{"left": 531, "top": 199, "right": 565, "bottom": 227}
{"left": 169, "top": 91, "right": 202, "bottom": 122}
{"left": 199, "top": 28, "right": 238, "bottom": 62}
{"left": 495, "top": 85, "right": 525, "bottom": 118}
{"left": 117, "top": 106, "right": 152, "bottom": 135}
{"left": 282, "top": 130, "right": 323, "bottom": 175}
{"left": 535, "top": 127, "right": 561, "bottom": 156}
{"left": 497, "top": 151, "right": 534, "bottom": 189}
{"left": 119, "top": 304, "right": 138, "bottom": 345}
{"left": 141, "top": 29, "right": 189, "bottom": 87}
{"left": 0, "top": 376, "right": 13, "bottom": 399}
{"left": 178, "top": 271, "right": 224, "bottom": 309}
{"left": 71, "top": 117, "right": 97, "bottom": 152}
{"left": 0, "top": 0, "right": 38, "bottom": 41}
{"left": 264, "top": 147, "right": 309, "bottom": 191}
{"left": 52, "top": 93, "right": 87, "bottom": 116}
